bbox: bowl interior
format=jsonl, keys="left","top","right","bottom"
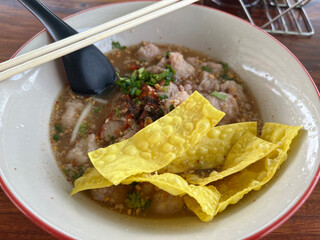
{"left": 0, "top": 2, "right": 319, "bottom": 240}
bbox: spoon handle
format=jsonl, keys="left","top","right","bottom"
{"left": 18, "top": 0, "right": 116, "bottom": 95}
{"left": 18, "top": 0, "right": 78, "bottom": 40}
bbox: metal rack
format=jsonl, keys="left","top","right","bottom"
{"left": 210, "top": 0, "right": 314, "bottom": 36}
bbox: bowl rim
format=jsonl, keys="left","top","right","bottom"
{"left": 1, "top": 1, "right": 320, "bottom": 239}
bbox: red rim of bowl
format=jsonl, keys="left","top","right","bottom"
{"left": 1, "top": 1, "right": 320, "bottom": 239}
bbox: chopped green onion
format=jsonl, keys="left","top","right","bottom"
{"left": 162, "top": 86, "right": 169, "bottom": 92}
{"left": 210, "top": 91, "right": 228, "bottom": 101}
{"left": 115, "top": 107, "right": 121, "bottom": 118}
{"left": 169, "top": 104, "right": 175, "bottom": 111}
{"left": 166, "top": 52, "right": 170, "bottom": 59}
{"left": 116, "top": 66, "right": 175, "bottom": 96}
{"left": 94, "top": 107, "right": 101, "bottom": 113}
{"left": 165, "top": 64, "right": 176, "bottom": 75}
{"left": 201, "top": 66, "right": 212, "bottom": 73}
{"left": 111, "top": 41, "right": 126, "bottom": 50}
{"left": 159, "top": 94, "right": 168, "bottom": 100}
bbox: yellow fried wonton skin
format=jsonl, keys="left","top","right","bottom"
{"left": 71, "top": 92, "right": 302, "bottom": 222}
{"left": 89, "top": 91, "right": 225, "bottom": 185}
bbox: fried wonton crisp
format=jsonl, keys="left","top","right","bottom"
{"left": 213, "top": 123, "right": 302, "bottom": 214}
{"left": 183, "top": 132, "right": 278, "bottom": 185}
{"left": 162, "top": 122, "right": 257, "bottom": 173}
{"left": 71, "top": 168, "right": 112, "bottom": 196}
{"left": 72, "top": 169, "right": 220, "bottom": 222}
{"left": 89, "top": 91, "right": 225, "bottom": 185}
{"left": 70, "top": 88, "right": 302, "bottom": 223}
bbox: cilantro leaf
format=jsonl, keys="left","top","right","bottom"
{"left": 53, "top": 134, "right": 60, "bottom": 141}
{"left": 201, "top": 66, "right": 212, "bottom": 73}
{"left": 55, "top": 124, "right": 62, "bottom": 133}
{"left": 219, "top": 61, "right": 229, "bottom": 72}
{"left": 72, "top": 167, "right": 84, "bottom": 181}
{"left": 125, "top": 192, "right": 151, "bottom": 209}
{"left": 108, "top": 134, "right": 115, "bottom": 143}
{"left": 112, "top": 41, "right": 126, "bottom": 50}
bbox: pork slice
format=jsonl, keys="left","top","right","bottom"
{"left": 149, "top": 191, "right": 185, "bottom": 216}
{"left": 146, "top": 57, "right": 167, "bottom": 74}
{"left": 161, "top": 90, "right": 190, "bottom": 113}
{"left": 117, "top": 120, "right": 139, "bottom": 142}
{"left": 99, "top": 118, "right": 125, "bottom": 143}
{"left": 218, "top": 93, "right": 239, "bottom": 124}
{"left": 205, "top": 93, "right": 239, "bottom": 125}
{"left": 205, "top": 95, "right": 222, "bottom": 111}
{"left": 137, "top": 43, "right": 161, "bottom": 61}
{"left": 203, "top": 61, "right": 223, "bottom": 74}
{"left": 169, "top": 52, "right": 195, "bottom": 82}
{"left": 220, "top": 80, "right": 247, "bottom": 102}
{"left": 198, "top": 71, "right": 221, "bottom": 94}
{"left": 156, "top": 82, "right": 179, "bottom": 99}
{"left": 61, "top": 100, "right": 84, "bottom": 129}
{"left": 91, "top": 185, "right": 131, "bottom": 203}
{"left": 65, "top": 134, "right": 98, "bottom": 165}
{"left": 186, "top": 57, "right": 202, "bottom": 68}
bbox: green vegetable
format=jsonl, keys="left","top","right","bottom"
{"left": 125, "top": 192, "right": 151, "bottom": 209}
{"left": 111, "top": 41, "right": 126, "bottom": 50}
{"left": 116, "top": 66, "right": 175, "bottom": 96}
{"left": 115, "top": 107, "right": 121, "bottom": 118}
{"left": 108, "top": 134, "right": 115, "bottom": 143}
{"left": 134, "top": 99, "right": 142, "bottom": 106}
{"left": 79, "top": 123, "right": 87, "bottom": 138}
{"left": 53, "top": 134, "right": 60, "bottom": 141}
{"left": 165, "top": 52, "right": 170, "bottom": 59}
{"left": 130, "top": 182, "right": 138, "bottom": 187}
{"left": 94, "top": 107, "right": 101, "bottom": 113}
{"left": 221, "top": 73, "right": 234, "bottom": 81}
{"left": 72, "top": 167, "right": 84, "bottom": 181}
{"left": 55, "top": 124, "right": 62, "bottom": 133}
{"left": 219, "top": 61, "right": 229, "bottom": 72}
{"left": 169, "top": 104, "right": 175, "bottom": 111}
{"left": 159, "top": 94, "right": 168, "bottom": 100}
{"left": 210, "top": 91, "right": 228, "bottom": 101}
{"left": 63, "top": 169, "right": 70, "bottom": 175}
{"left": 201, "top": 66, "right": 212, "bottom": 73}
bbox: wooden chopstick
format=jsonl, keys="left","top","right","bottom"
{"left": 0, "top": 0, "right": 178, "bottom": 72}
{"left": 0, "top": 0, "right": 198, "bottom": 82}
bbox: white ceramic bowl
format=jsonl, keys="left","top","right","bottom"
{"left": 1, "top": 2, "right": 319, "bottom": 239}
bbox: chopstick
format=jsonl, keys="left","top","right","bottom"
{"left": 0, "top": 0, "right": 178, "bottom": 72}
{"left": 0, "top": 0, "right": 198, "bottom": 82}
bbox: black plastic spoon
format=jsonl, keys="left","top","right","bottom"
{"left": 18, "top": 0, "right": 116, "bottom": 95}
